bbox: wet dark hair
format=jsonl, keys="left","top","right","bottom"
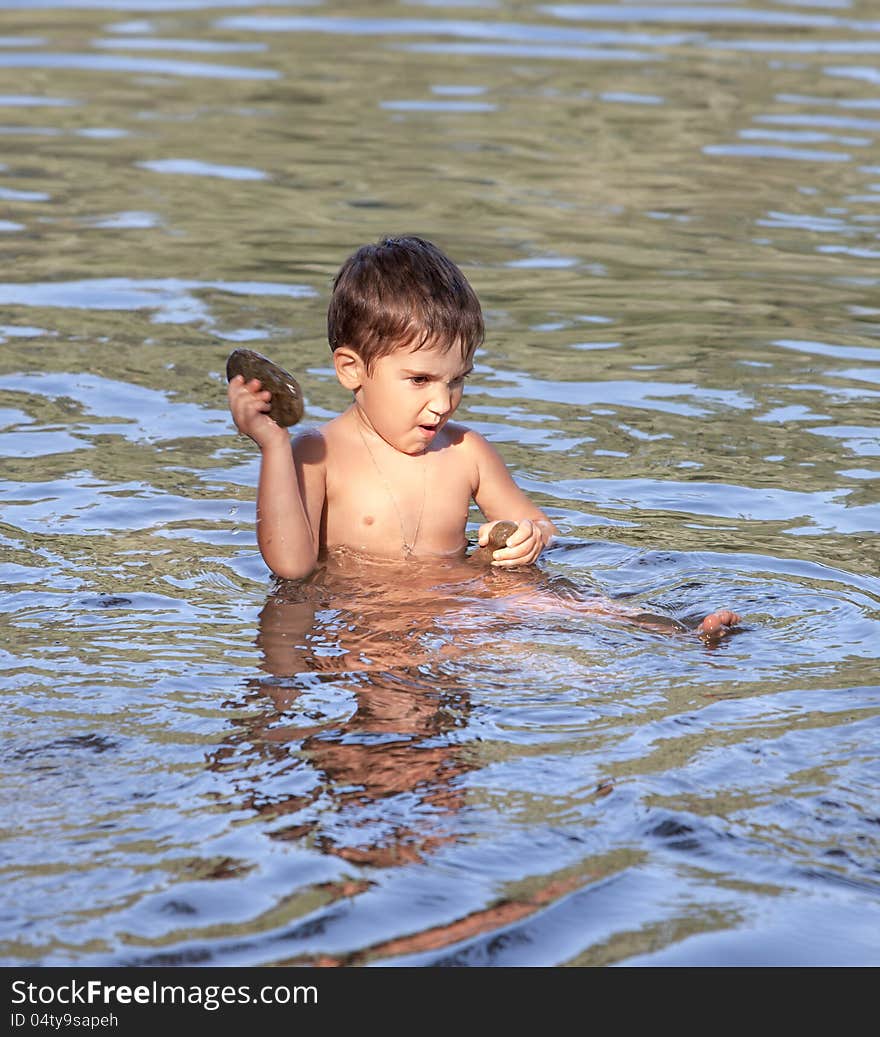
{"left": 327, "top": 236, "right": 484, "bottom": 371}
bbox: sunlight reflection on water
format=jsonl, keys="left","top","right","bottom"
{"left": 1, "top": 0, "right": 878, "bottom": 967}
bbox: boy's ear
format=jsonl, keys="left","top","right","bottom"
{"left": 333, "top": 346, "right": 364, "bottom": 391}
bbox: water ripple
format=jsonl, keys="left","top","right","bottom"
{"left": 1, "top": 0, "right": 878, "bottom": 969}
{"left": 0, "top": 278, "right": 315, "bottom": 322}
{"left": 0, "top": 52, "right": 276, "bottom": 79}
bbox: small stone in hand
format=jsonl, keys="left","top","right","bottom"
{"left": 472, "top": 520, "right": 519, "bottom": 564}
{"left": 226, "top": 348, "right": 304, "bottom": 427}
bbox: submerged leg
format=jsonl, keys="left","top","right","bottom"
{"left": 498, "top": 587, "right": 744, "bottom": 641}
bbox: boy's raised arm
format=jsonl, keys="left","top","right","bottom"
{"left": 467, "top": 429, "right": 557, "bottom": 567}
{"left": 256, "top": 430, "right": 325, "bottom": 580}
{"left": 229, "top": 375, "right": 325, "bottom": 581}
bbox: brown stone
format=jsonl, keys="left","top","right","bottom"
{"left": 471, "top": 520, "right": 519, "bottom": 564}
{"left": 226, "top": 348, "right": 304, "bottom": 427}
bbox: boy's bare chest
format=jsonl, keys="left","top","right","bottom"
{"left": 323, "top": 444, "right": 475, "bottom": 557}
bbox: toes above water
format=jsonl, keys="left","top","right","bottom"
{"left": 698, "top": 609, "right": 742, "bottom": 637}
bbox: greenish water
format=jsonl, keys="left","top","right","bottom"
{"left": 0, "top": 0, "right": 878, "bottom": 966}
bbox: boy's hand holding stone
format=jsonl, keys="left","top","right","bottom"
{"left": 226, "top": 348, "right": 303, "bottom": 450}
{"left": 228, "top": 375, "right": 290, "bottom": 450}
{"left": 478, "top": 518, "right": 548, "bottom": 567}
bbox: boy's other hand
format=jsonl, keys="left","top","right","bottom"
{"left": 228, "top": 374, "right": 290, "bottom": 449}
{"left": 479, "top": 518, "right": 546, "bottom": 567}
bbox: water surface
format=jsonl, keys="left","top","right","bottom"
{"left": 1, "top": 0, "right": 878, "bottom": 966}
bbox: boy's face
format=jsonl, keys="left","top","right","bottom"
{"left": 353, "top": 339, "right": 472, "bottom": 455}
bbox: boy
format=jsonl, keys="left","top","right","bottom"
{"left": 228, "top": 235, "right": 740, "bottom": 638}
{"left": 228, "top": 235, "right": 556, "bottom": 580}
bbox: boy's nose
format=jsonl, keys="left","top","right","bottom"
{"left": 428, "top": 387, "right": 452, "bottom": 416}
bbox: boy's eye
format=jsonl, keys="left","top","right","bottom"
{"left": 407, "top": 373, "right": 469, "bottom": 387}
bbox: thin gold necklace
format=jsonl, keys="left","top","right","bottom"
{"left": 356, "top": 422, "right": 427, "bottom": 559}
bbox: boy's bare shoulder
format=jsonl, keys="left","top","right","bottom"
{"left": 445, "top": 422, "right": 501, "bottom": 460}
{"left": 443, "top": 421, "right": 486, "bottom": 448}
{"left": 291, "top": 425, "right": 329, "bottom": 465}
{"left": 292, "top": 413, "right": 356, "bottom": 464}
{"left": 440, "top": 423, "right": 499, "bottom": 491}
